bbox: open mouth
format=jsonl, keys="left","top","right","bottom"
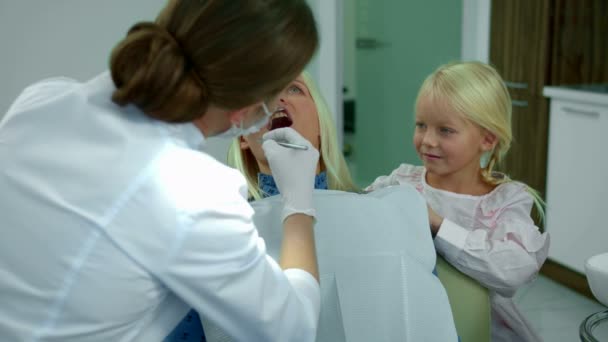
{"left": 269, "top": 107, "right": 293, "bottom": 131}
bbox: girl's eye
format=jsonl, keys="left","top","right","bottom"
{"left": 415, "top": 122, "right": 426, "bottom": 129}
{"left": 439, "top": 127, "right": 455, "bottom": 134}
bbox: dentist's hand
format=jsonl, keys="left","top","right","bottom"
{"left": 262, "top": 127, "right": 319, "bottom": 221}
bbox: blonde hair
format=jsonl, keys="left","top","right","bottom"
{"left": 416, "top": 61, "right": 544, "bottom": 219}
{"left": 227, "top": 71, "right": 359, "bottom": 200}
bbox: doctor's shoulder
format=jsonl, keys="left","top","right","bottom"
{"left": 154, "top": 146, "right": 253, "bottom": 209}
{"left": 5, "top": 77, "right": 80, "bottom": 117}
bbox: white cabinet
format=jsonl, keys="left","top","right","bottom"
{"left": 544, "top": 87, "right": 608, "bottom": 274}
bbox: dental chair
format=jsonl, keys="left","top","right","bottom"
{"left": 436, "top": 255, "right": 491, "bottom": 342}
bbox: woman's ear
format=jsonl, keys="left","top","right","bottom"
{"left": 227, "top": 106, "right": 251, "bottom": 125}
{"left": 239, "top": 136, "right": 250, "bottom": 150}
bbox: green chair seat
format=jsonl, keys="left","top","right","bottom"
{"left": 436, "top": 255, "right": 491, "bottom": 342}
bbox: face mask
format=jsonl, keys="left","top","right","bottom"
{"left": 217, "top": 102, "right": 273, "bottom": 139}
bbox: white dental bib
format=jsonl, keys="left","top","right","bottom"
{"left": 203, "top": 185, "right": 458, "bottom": 341}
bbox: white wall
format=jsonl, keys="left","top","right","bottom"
{"left": 0, "top": 0, "right": 166, "bottom": 115}
{"left": 305, "top": 0, "right": 343, "bottom": 148}
{"left": 461, "top": 0, "right": 491, "bottom": 62}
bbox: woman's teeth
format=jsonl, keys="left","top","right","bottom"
{"left": 271, "top": 111, "right": 288, "bottom": 120}
{"left": 269, "top": 111, "right": 293, "bottom": 130}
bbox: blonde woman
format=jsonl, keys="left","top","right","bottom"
{"left": 167, "top": 71, "right": 359, "bottom": 341}
{"left": 366, "top": 61, "right": 549, "bottom": 342}
{"left": 228, "top": 71, "right": 358, "bottom": 198}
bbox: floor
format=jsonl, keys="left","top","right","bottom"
{"left": 514, "top": 275, "right": 607, "bottom": 341}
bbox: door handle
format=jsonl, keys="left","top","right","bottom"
{"left": 512, "top": 100, "right": 529, "bottom": 107}
{"left": 562, "top": 107, "right": 600, "bottom": 117}
{"left": 505, "top": 81, "right": 529, "bottom": 89}
{"left": 356, "top": 38, "right": 391, "bottom": 50}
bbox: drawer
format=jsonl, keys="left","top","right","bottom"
{"left": 550, "top": 100, "right": 608, "bottom": 119}
{"left": 545, "top": 99, "right": 608, "bottom": 273}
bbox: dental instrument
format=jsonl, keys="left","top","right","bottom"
{"left": 277, "top": 141, "right": 309, "bottom": 150}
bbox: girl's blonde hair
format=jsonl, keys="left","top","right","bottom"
{"left": 227, "top": 71, "right": 359, "bottom": 200}
{"left": 416, "top": 61, "right": 545, "bottom": 219}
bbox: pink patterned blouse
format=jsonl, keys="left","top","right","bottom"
{"left": 366, "top": 163, "right": 550, "bottom": 342}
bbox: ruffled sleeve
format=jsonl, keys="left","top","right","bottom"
{"left": 365, "top": 164, "right": 424, "bottom": 192}
{"left": 434, "top": 182, "right": 550, "bottom": 297}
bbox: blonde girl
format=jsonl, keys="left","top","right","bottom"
{"left": 366, "top": 61, "right": 549, "bottom": 342}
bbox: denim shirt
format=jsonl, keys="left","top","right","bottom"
{"left": 258, "top": 172, "right": 328, "bottom": 197}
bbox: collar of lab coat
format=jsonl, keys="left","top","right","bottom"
{"left": 164, "top": 121, "right": 206, "bottom": 151}
{"left": 94, "top": 71, "right": 207, "bottom": 151}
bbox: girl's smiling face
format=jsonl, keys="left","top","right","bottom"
{"left": 414, "top": 94, "right": 493, "bottom": 187}
{"left": 240, "top": 76, "right": 321, "bottom": 174}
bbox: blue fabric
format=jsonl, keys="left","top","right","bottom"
{"left": 164, "top": 309, "right": 206, "bottom": 342}
{"left": 259, "top": 171, "right": 328, "bottom": 197}
{"left": 165, "top": 172, "right": 327, "bottom": 341}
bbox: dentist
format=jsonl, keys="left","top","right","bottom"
{"left": 0, "top": 1, "right": 321, "bottom": 341}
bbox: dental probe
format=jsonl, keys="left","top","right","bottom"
{"left": 276, "top": 141, "right": 309, "bottom": 150}
{"left": 258, "top": 137, "right": 309, "bottom": 150}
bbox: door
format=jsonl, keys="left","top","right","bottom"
{"left": 351, "top": 0, "right": 462, "bottom": 186}
{"left": 489, "top": 0, "right": 552, "bottom": 198}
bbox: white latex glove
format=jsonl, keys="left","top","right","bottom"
{"left": 262, "top": 127, "right": 319, "bottom": 221}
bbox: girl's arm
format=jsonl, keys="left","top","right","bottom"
{"left": 433, "top": 186, "right": 549, "bottom": 297}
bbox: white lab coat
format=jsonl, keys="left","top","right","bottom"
{"left": 0, "top": 72, "right": 320, "bottom": 342}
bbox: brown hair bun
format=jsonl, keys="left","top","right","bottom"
{"left": 110, "top": 22, "right": 208, "bottom": 122}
